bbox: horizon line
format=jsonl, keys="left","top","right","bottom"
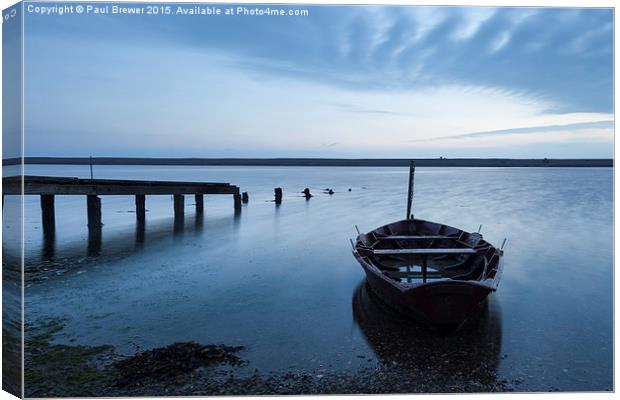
{"left": 3, "top": 156, "right": 613, "bottom": 168}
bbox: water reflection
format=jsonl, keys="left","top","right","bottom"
{"left": 194, "top": 210, "right": 203, "bottom": 230}
{"left": 352, "top": 281, "right": 502, "bottom": 383}
{"left": 173, "top": 214, "right": 185, "bottom": 235}
{"left": 32, "top": 212, "right": 240, "bottom": 283}
{"left": 232, "top": 207, "right": 243, "bottom": 234}
{"left": 2, "top": 194, "right": 23, "bottom": 397}
{"left": 41, "top": 231, "right": 56, "bottom": 259}
{"left": 135, "top": 220, "right": 146, "bottom": 247}
{"left": 87, "top": 227, "right": 102, "bottom": 256}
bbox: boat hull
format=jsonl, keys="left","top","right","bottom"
{"left": 352, "top": 218, "right": 503, "bottom": 332}
{"left": 356, "top": 253, "right": 492, "bottom": 331}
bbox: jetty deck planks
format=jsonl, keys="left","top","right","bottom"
{"left": 3, "top": 176, "right": 239, "bottom": 195}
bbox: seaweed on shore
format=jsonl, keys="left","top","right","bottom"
{"left": 24, "top": 319, "right": 250, "bottom": 397}
{"left": 113, "top": 342, "right": 245, "bottom": 385}
{"left": 24, "top": 319, "right": 116, "bottom": 397}
{"left": 22, "top": 318, "right": 518, "bottom": 397}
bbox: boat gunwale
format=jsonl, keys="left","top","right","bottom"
{"left": 353, "top": 218, "right": 503, "bottom": 291}
{"left": 353, "top": 250, "right": 499, "bottom": 292}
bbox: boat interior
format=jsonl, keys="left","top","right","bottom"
{"left": 356, "top": 219, "right": 502, "bottom": 284}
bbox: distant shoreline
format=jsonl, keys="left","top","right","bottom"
{"left": 2, "top": 157, "right": 613, "bottom": 167}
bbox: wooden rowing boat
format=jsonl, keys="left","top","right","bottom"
{"left": 351, "top": 162, "right": 504, "bottom": 332}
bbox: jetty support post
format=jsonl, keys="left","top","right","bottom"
{"left": 87, "top": 195, "right": 102, "bottom": 228}
{"left": 174, "top": 195, "right": 184, "bottom": 218}
{"left": 173, "top": 195, "right": 185, "bottom": 232}
{"left": 135, "top": 194, "right": 146, "bottom": 224}
{"left": 40, "top": 194, "right": 56, "bottom": 235}
{"left": 87, "top": 194, "right": 102, "bottom": 255}
{"left": 195, "top": 194, "right": 204, "bottom": 214}
{"left": 234, "top": 191, "right": 242, "bottom": 213}
{"left": 242, "top": 192, "right": 249, "bottom": 203}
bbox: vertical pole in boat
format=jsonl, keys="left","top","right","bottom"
{"left": 406, "top": 160, "right": 415, "bottom": 219}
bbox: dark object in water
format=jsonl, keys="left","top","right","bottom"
{"left": 323, "top": 188, "right": 335, "bottom": 195}
{"left": 303, "top": 188, "right": 312, "bottom": 199}
{"left": 352, "top": 161, "right": 504, "bottom": 332}
{"left": 242, "top": 192, "right": 249, "bottom": 203}
{"left": 353, "top": 218, "right": 503, "bottom": 332}
{"left": 274, "top": 188, "right": 283, "bottom": 204}
{"left": 348, "top": 188, "right": 352, "bottom": 192}
{"left": 113, "top": 342, "right": 245, "bottom": 385}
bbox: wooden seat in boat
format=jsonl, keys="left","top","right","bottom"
{"left": 372, "top": 248, "right": 477, "bottom": 255}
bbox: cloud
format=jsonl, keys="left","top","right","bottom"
{"left": 22, "top": 6, "right": 613, "bottom": 158}
{"left": 566, "top": 21, "right": 613, "bottom": 54}
{"left": 451, "top": 7, "right": 496, "bottom": 40}
{"left": 489, "top": 31, "right": 510, "bottom": 52}
{"left": 25, "top": 7, "right": 613, "bottom": 114}
{"left": 410, "top": 120, "right": 614, "bottom": 142}
{"left": 332, "top": 102, "right": 410, "bottom": 116}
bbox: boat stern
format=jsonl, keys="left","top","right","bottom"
{"left": 402, "top": 281, "right": 493, "bottom": 331}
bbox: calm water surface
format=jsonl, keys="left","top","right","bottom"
{"left": 16, "top": 166, "right": 613, "bottom": 391}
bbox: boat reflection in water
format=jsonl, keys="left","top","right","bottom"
{"left": 352, "top": 281, "right": 503, "bottom": 387}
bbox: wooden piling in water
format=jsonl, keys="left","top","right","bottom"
{"left": 135, "top": 194, "right": 146, "bottom": 223}
{"left": 242, "top": 192, "right": 249, "bottom": 203}
{"left": 40, "top": 194, "right": 55, "bottom": 235}
{"left": 87, "top": 195, "right": 102, "bottom": 228}
{"left": 303, "top": 188, "right": 312, "bottom": 199}
{"left": 4, "top": 176, "right": 242, "bottom": 234}
{"left": 174, "top": 194, "right": 184, "bottom": 218}
{"left": 174, "top": 195, "right": 185, "bottom": 232}
{"left": 274, "top": 188, "right": 283, "bottom": 204}
{"left": 234, "top": 194, "right": 242, "bottom": 212}
{"left": 195, "top": 194, "right": 204, "bottom": 213}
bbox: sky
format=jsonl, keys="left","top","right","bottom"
{"left": 20, "top": 4, "right": 614, "bottom": 158}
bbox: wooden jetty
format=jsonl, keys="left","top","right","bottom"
{"left": 3, "top": 176, "right": 242, "bottom": 235}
